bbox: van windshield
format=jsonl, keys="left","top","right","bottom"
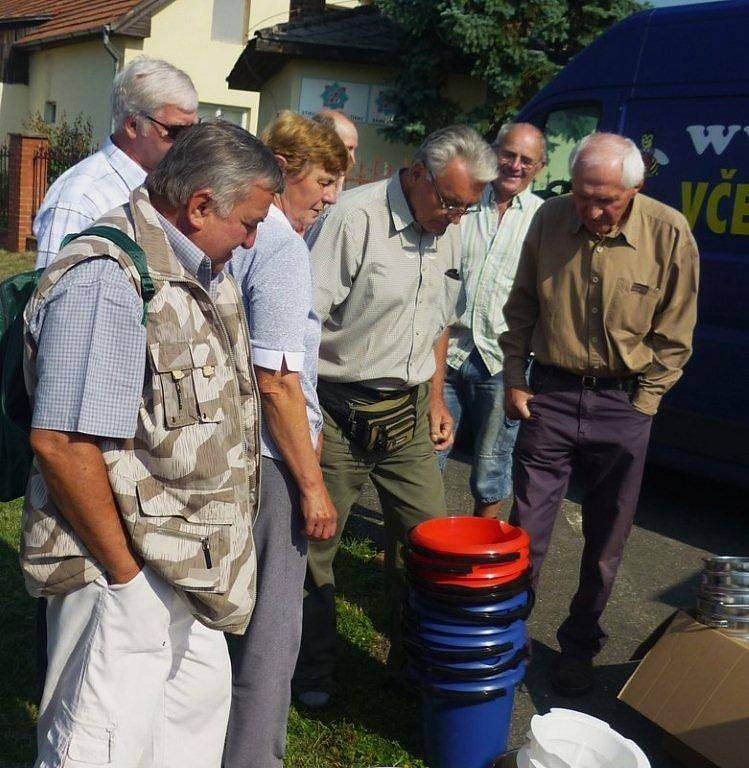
{"left": 534, "top": 105, "right": 601, "bottom": 199}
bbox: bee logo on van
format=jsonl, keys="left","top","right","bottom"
{"left": 640, "top": 133, "right": 670, "bottom": 177}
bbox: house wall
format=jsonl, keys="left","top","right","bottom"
{"left": 126, "top": 0, "right": 256, "bottom": 130}
{"left": 27, "top": 40, "right": 117, "bottom": 142}
{"left": 0, "top": 82, "right": 29, "bottom": 142}
{"left": 256, "top": 59, "right": 487, "bottom": 174}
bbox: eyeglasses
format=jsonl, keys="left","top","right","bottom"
{"left": 498, "top": 149, "right": 542, "bottom": 171}
{"left": 140, "top": 113, "right": 200, "bottom": 141}
{"left": 429, "top": 171, "right": 480, "bottom": 216}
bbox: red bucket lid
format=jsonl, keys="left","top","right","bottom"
{"left": 409, "top": 566, "right": 529, "bottom": 589}
{"left": 406, "top": 549, "right": 529, "bottom": 579}
{"left": 409, "top": 517, "right": 530, "bottom": 558}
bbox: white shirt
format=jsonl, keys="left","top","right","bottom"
{"left": 33, "top": 137, "right": 147, "bottom": 269}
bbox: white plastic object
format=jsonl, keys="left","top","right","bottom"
{"left": 519, "top": 709, "right": 650, "bottom": 768}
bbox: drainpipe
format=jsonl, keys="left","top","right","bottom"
{"left": 102, "top": 25, "right": 121, "bottom": 133}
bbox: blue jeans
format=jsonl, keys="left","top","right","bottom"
{"left": 438, "top": 348, "right": 518, "bottom": 504}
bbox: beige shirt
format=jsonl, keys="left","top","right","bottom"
{"left": 307, "top": 172, "right": 462, "bottom": 389}
{"left": 500, "top": 193, "right": 699, "bottom": 415}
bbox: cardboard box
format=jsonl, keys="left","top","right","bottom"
{"left": 619, "top": 611, "right": 749, "bottom": 768}
{"left": 662, "top": 733, "right": 719, "bottom": 768}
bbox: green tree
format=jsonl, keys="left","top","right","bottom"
{"left": 374, "top": 0, "right": 646, "bottom": 144}
{"left": 23, "top": 112, "right": 95, "bottom": 185}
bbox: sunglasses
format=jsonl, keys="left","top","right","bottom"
{"left": 429, "top": 171, "right": 480, "bottom": 216}
{"left": 140, "top": 113, "right": 200, "bottom": 141}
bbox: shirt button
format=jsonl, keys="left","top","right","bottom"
{"left": 591, "top": 336, "right": 599, "bottom": 343}
{"left": 591, "top": 276, "right": 600, "bottom": 284}
{"left": 591, "top": 307, "right": 599, "bottom": 314}
{"left": 596, "top": 246, "right": 603, "bottom": 253}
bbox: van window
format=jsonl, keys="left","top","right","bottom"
{"left": 533, "top": 105, "right": 600, "bottom": 198}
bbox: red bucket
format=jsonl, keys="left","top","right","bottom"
{"left": 405, "top": 547, "right": 529, "bottom": 580}
{"left": 409, "top": 517, "right": 530, "bottom": 561}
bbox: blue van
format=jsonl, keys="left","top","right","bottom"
{"left": 515, "top": 0, "right": 749, "bottom": 485}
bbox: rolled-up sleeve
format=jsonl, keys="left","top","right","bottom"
{"left": 29, "top": 258, "right": 146, "bottom": 438}
{"left": 233, "top": 224, "right": 311, "bottom": 372}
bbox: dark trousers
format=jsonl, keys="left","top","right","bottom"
{"left": 510, "top": 365, "right": 653, "bottom": 660}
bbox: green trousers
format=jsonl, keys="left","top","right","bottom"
{"left": 292, "top": 382, "right": 448, "bottom": 693}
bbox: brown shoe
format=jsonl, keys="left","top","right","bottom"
{"left": 550, "top": 655, "right": 594, "bottom": 697}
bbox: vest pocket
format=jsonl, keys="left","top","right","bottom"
{"left": 148, "top": 341, "right": 225, "bottom": 428}
{"left": 134, "top": 477, "right": 233, "bottom": 593}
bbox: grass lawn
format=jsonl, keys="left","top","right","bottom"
{"left": 0, "top": 503, "right": 426, "bottom": 768}
{"left": 0, "top": 251, "right": 35, "bottom": 280}
{"left": 0, "top": 249, "right": 428, "bottom": 768}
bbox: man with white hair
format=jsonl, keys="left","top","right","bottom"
{"left": 501, "top": 132, "right": 699, "bottom": 695}
{"left": 33, "top": 57, "right": 198, "bottom": 268}
{"left": 438, "top": 123, "right": 546, "bottom": 519}
{"left": 293, "top": 125, "right": 498, "bottom": 707}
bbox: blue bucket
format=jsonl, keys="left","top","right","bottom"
{"left": 404, "top": 618, "right": 526, "bottom": 668}
{"left": 419, "top": 659, "right": 525, "bottom": 768}
{"left": 407, "top": 616, "right": 526, "bottom": 649}
{"left": 410, "top": 588, "right": 533, "bottom": 626}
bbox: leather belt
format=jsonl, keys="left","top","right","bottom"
{"left": 535, "top": 364, "right": 638, "bottom": 393}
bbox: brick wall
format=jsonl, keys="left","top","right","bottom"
{"left": 2, "top": 134, "right": 49, "bottom": 252}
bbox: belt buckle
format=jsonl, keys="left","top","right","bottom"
{"left": 581, "top": 375, "right": 598, "bottom": 390}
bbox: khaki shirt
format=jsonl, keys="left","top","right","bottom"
{"left": 308, "top": 172, "right": 462, "bottom": 389}
{"left": 500, "top": 193, "right": 699, "bottom": 415}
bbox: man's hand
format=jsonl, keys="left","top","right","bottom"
{"left": 300, "top": 484, "right": 337, "bottom": 542}
{"left": 428, "top": 395, "right": 455, "bottom": 451}
{"left": 505, "top": 386, "right": 534, "bottom": 420}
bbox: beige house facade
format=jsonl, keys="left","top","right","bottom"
{"left": 229, "top": 5, "right": 486, "bottom": 174}
{"left": 0, "top": 0, "right": 359, "bottom": 143}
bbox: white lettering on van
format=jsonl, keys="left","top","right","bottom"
{"left": 686, "top": 125, "right": 742, "bottom": 156}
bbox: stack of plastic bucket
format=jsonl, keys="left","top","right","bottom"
{"left": 403, "top": 516, "right": 532, "bottom": 768}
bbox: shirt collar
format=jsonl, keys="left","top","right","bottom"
{"left": 103, "top": 136, "right": 148, "bottom": 191}
{"left": 486, "top": 183, "right": 531, "bottom": 211}
{"left": 156, "top": 212, "right": 214, "bottom": 292}
{"left": 387, "top": 171, "right": 416, "bottom": 232}
{"left": 568, "top": 193, "right": 639, "bottom": 249}
{"left": 265, "top": 202, "right": 294, "bottom": 232}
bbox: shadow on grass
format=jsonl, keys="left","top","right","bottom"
{"left": 0, "top": 499, "right": 38, "bottom": 765}
{"left": 298, "top": 634, "right": 424, "bottom": 761}
{"left": 336, "top": 543, "right": 392, "bottom": 640}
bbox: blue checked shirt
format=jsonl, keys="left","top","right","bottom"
{"left": 33, "top": 137, "right": 147, "bottom": 269}
{"left": 447, "top": 184, "right": 543, "bottom": 376}
{"left": 29, "top": 207, "right": 218, "bottom": 439}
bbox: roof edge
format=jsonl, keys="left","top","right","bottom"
{"left": 15, "top": 25, "right": 145, "bottom": 51}
{"left": 112, "top": 0, "right": 172, "bottom": 36}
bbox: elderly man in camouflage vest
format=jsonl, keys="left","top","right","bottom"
{"left": 21, "top": 123, "right": 282, "bottom": 768}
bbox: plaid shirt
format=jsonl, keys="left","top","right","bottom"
{"left": 447, "top": 184, "right": 543, "bottom": 376}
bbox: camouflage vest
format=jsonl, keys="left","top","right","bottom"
{"left": 21, "top": 187, "right": 260, "bottom": 635}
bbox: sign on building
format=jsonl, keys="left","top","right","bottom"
{"left": 299, "top": 78, "right": 395, "bottom": 125}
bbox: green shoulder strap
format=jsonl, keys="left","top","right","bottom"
{"left": 60, "top": 225, "right": 155, "bottom": 324}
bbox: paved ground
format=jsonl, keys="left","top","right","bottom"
{"left": 348, "top": 451, "right": 748, "bottom": 767}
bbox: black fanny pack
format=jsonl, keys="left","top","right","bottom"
{"left": 318, "top": 381, "right": 419, "bottom": 454}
